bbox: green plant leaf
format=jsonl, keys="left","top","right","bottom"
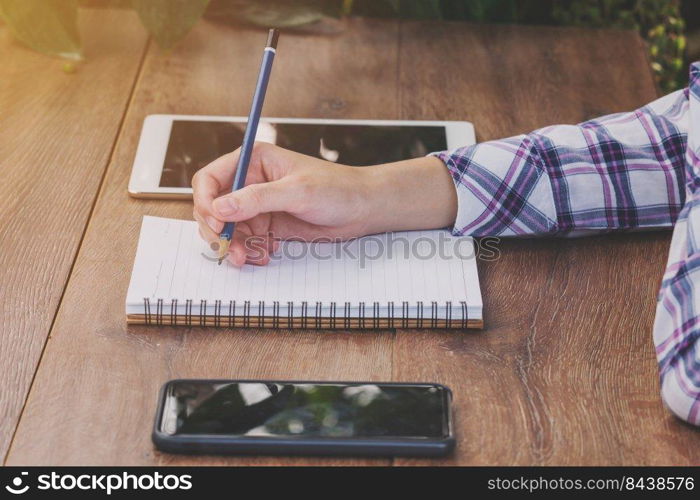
{"left": 132, "top": 0, "right": 210, "bottom": 49}
{"left": 0, "top": 0, "right": 81, "bottom": 59}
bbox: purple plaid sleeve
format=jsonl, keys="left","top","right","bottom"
{"left": 435, "top": 90, "right": 689, "bottom": 236}
{"left": 434, "top": 62, "right": 700, "bottom": 425}
{"left": 654, "top": 63, "right": 700, "bottom": 425}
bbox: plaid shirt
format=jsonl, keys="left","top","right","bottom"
{"left": 435, "top": 62, "right": 700, "bottom": 425}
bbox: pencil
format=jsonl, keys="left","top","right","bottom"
{"left": 218, "top": 28, "right": 279, "bottom": 265}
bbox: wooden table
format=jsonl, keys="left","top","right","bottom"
{"left": 2, "top": 9, "right": 699, "bottom": 466}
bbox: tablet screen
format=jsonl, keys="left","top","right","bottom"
{"left": 159, "top": 120, "right": 448, "bottom": 188}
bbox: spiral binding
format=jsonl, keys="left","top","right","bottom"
{"left": 140, "top": 298, "right": 470, "bottom": 328}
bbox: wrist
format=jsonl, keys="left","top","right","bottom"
{"left": 363, "top": 156, "right": 457, "bottom": 234}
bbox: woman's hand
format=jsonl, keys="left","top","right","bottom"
{"left": 192, "top": 142, "right": 457, "bottom": 266}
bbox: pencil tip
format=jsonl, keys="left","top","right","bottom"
{"left": 217, "top": 238, "right": 231, "bottom": 266}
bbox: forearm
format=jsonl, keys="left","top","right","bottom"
{"left": 363, "top": 156, "right": 458, "bottom": 233}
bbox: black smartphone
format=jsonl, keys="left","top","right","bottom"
{"left": 152, "top": 379, "right": 455, "bottom": 457}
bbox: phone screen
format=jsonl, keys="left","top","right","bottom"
{"left": 159, "top": 120, "right": 448, "bottom": 188}
{"left": 158, "top": 381, "right": 451, "bottom": 440}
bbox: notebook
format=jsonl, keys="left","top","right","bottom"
{"left": 126, "top": 216, "right": 483, "bottom": 329}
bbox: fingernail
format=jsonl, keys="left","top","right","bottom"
{"left": 205, "top": 216, "right": 221, "bottom": 233}
{"left": 213, "top": 197, "right": 238, "bottom": 216}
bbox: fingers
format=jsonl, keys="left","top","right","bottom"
{"left": 191, "top": 150, "right": 239, "bottom": 240}
{"left": 192, "top": 143, "right": 284, "bottom": 234}
{"left": 192, "top": 142, "right": 282, "bottom": 221}
{"left": 212, "top": 176, "right": 307, "bottom": 222}
{"left": 192, "top": 149, "right": 241, "bottom": 209}
{"left": 227, "top": 228, "right": 249, "bottom": 267}
{"left": 197, "top": 209, "right": 277, "bottom": 267}
{"left": 225, "top": 222, "right": 275, "bottom": 267}
{"left": 194, "top": 209, "right": 222, "bottom": 246}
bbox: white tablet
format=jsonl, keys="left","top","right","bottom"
{"left": 128, "top": 114, "right": 475, "bottom": 199}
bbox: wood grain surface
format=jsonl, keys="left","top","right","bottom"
{"left": 5, "top": 15, "right": 699, "bottom": 465}
{"left": 0, "top": 9, "right": 148, "bottom": 461}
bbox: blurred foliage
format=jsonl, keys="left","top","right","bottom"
{"left": 0, "top": 0, "right": 692, "bottom": 91}
{"left": 132, "top": 0, "right": 210, "bottom": 49}
{"left": 0, "top": 0, "right": 212, "bottom": 55}
{"left": 549, "top": 1, "right": 687, "bottom": 93}
{"left": 204, "top": 0, "right": 344, "bottom": 28}
{"left": 0, "top": 0, "right": 81, "bottom": 59}
{"left": 347, "top": 0, "right": 689, "bottom": 92}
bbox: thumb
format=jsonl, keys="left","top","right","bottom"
{"left": 212, "top": 178, "right": 302, "bottom": 221}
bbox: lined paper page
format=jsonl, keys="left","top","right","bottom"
{"left": 126, "top": 216, "right": 482, "bottom": 319}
